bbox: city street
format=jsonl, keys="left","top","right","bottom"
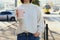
{"left": 0, "top": 0, "right": 60, "bottom": 40}
{"left": 0, "top": 15, "right": 60, "bottom": 40}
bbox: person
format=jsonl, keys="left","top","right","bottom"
{"left": 15, "top": 0, "right": 44, "bottom": 40}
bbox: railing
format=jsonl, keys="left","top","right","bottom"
{"left": 43, "top": 14, "right": 60, "bottom": 40}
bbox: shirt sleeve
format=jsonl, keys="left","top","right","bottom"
{"left": 37, "top": 7, "right": 44, "bottom": 34}
{"left": 15, "top": 7, "right": 23, "bottom": 36}
{"left": 15, "top": 7, "right": 19, "bottom": 21}
{"left": 15, "top": 7, "right": 23, "bottom": 21}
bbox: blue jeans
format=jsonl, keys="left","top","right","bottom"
{"left": 17, "top": 32, "right": 40, "bottom": 40}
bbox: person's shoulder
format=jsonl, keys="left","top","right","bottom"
{"left": 31, "top": 4, "right": 39, "bottom": 7}
{"left": 16, "top": 5, "right": 23, "bottom": 10}
{"left": 31, "top": 4, "right": 41, "bottom": 9}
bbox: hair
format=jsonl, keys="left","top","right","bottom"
{"left": 21, "top": 0, "right": 32, "bottom": 3}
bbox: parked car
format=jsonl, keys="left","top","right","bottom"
{"left": 0, "top": 10, "right": 16, "bottom": 21}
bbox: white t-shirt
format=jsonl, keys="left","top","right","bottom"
{"left": 16, "top": 3, "right": 44, "bottom": 35}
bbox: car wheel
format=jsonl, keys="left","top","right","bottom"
{"left": 10, "top": 17, "right": 15, "bottom": 21}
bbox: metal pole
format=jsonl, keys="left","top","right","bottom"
{"left": 44, "top": 30, "right": 45, "bottom": 40}
{"left": 46, "top": 24, "right": 48, "bottom": 40}
{"left": 15, "top": 0, "right": 17, "bottom": 7}
{"left": 7, "top": 15, "right": 9, "bottom": 21}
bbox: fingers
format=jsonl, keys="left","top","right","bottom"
{"left": 34, "top": 32, "right": 40, "bottom": 37}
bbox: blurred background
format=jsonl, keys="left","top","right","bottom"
{"left": 0, "top": 0, "right": 60, "bottom": 40}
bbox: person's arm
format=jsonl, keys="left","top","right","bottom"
{"left": 16, "top": 8, "right": 23, "bottom": 23}
{"left": 34, "top": 7, "right": 44, "bottom": 37}
{"left": 15, "top": 9, "right": 23, "bottom": 36}
{"left": 15, "top": 9, "right": 20, "bottom": 22}
{"left": 15, "top": 8, "right": 20, "bottom": 21}
{"left": 37, "top": 10, "right": 44, "bottom": 34}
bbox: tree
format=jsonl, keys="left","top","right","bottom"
{"left": 32, "top": 0, "right": 40, "bottom": 6}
